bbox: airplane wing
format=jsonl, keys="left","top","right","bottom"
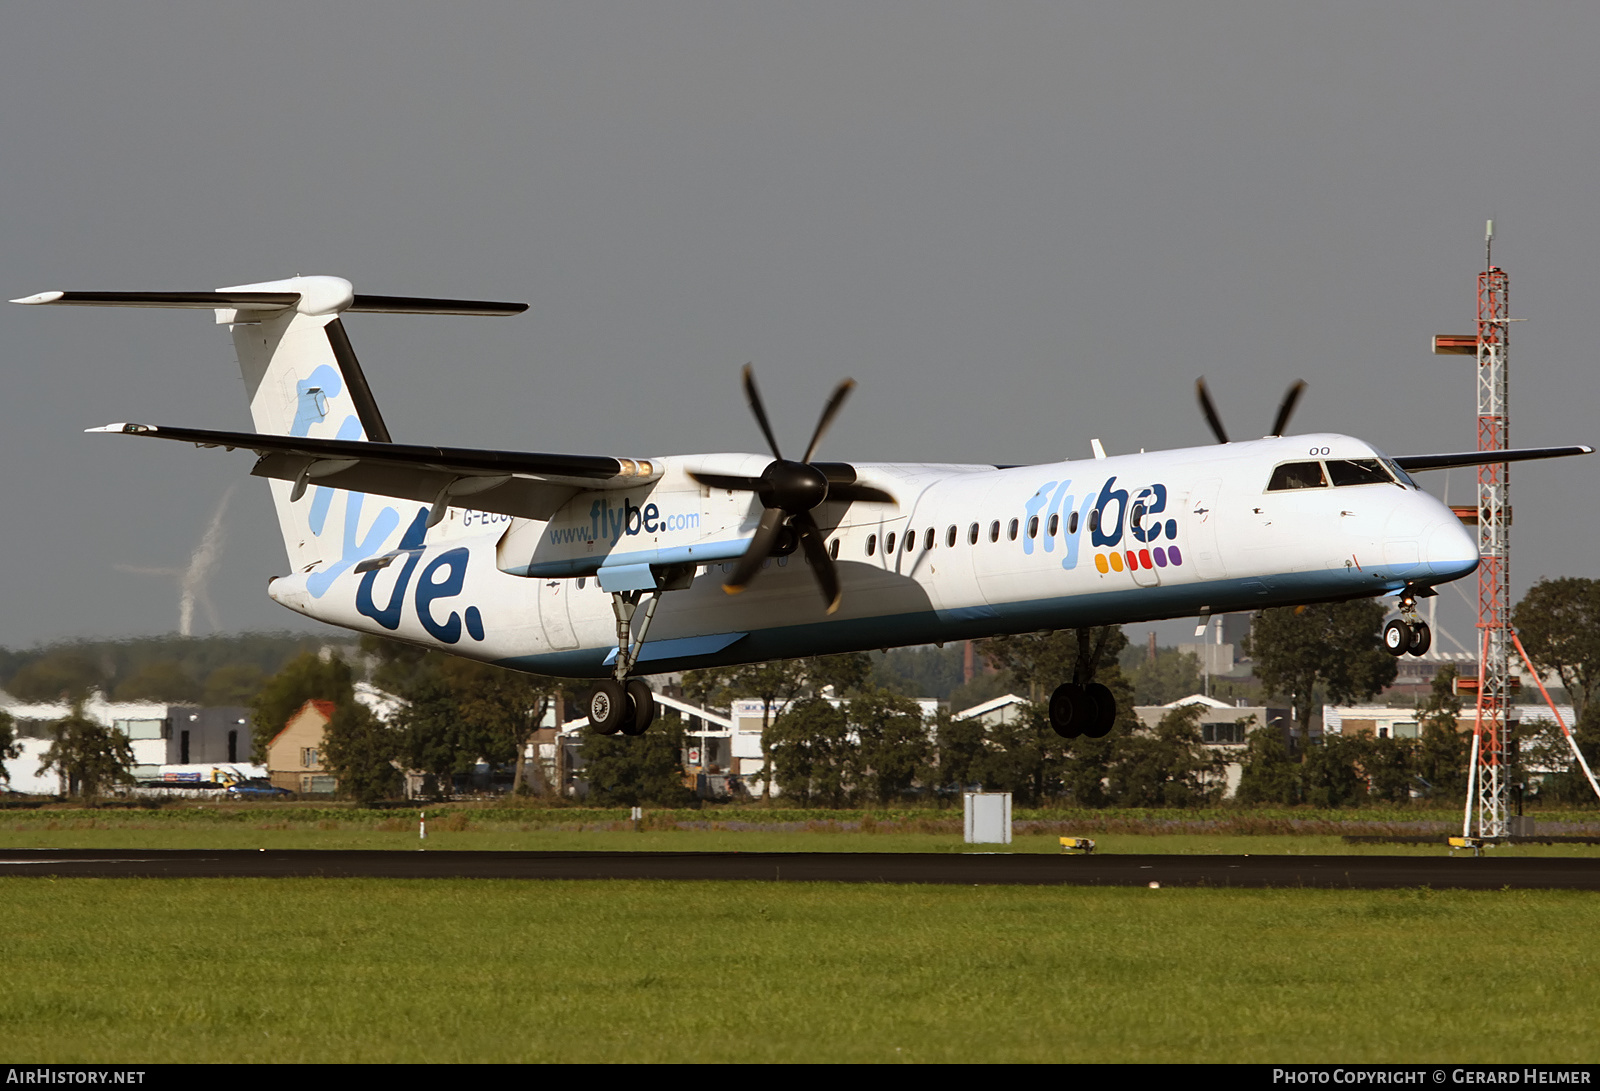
{"left": 1392, "top": 446, "right": 1593, "bottom": 472}
{"left": 87, "top": 422, "right": 660, "bottom": 523}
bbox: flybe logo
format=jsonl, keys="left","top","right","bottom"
{"left": 354, "top": 511, "right": 486, "bottom": 645}
{"left": 547, "top": 498, "right": 700, "bottom": 547}
{"left": 1025, "top": 476, "right": 1184, "bottom": 574}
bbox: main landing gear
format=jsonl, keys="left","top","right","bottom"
{"left": 1383, "top": 587, "right": 1433, "bottom": 659}
{"left": 1049, "top": 682, "right": 1117, "bottom": 739}
{"left": 586, "top": 565, "right": 693, "bottom": 737}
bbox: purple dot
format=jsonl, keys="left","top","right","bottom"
{"left": 1168, "top": 546, "right": 1182, "bottom": 566}
{"left": 1153, "top": 547, "right": 1167, "bottom": 567}
{"left": 1165, "top": 519, "right": 1177, "bottom": 540}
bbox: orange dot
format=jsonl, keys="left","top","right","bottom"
{"left": 1094, "top": 553, "right": 1109, "bottom": 574}
{"left": 1109, "top": 551, "right": 1124, "bottom": 573}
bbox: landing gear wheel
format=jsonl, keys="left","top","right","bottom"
{"left": 587, "top": 680, "right": 628, "bottom": 735}
{"left": 1407, "top": 621, "right": 1432, "bottom": 657}
{"left": 1048, "top": 683, "right": 1087, "bottom": 739}
{"left": 622, "top": 679, "right": 656, "bottom": 736}
{"left": 1383, "top": 619, "right": 1412, "bottom": 658}
{"left": 1082, "top": 682, "right": 1117, "bottom": 738}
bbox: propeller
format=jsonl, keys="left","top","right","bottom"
{"left": 690, "top": 365, "right": 892, "bottom": 614}
{"left": 1195, "top": 377, "right": 1308, "bottom": 444}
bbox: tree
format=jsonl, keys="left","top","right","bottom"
{"left": 369, "top": 640, "right": 557, "bottom": 799}
{"left": 768, "top": 697, "right": 855, "bottom": 807}
{"left": 1126, "top": 648, "right": 1203, "bottom": 706}
{"left": 251, "top": 652, "right": 356, "bottom": 761}
{"left": 112, "top": 660, "right": 201, "bottom": 703}
{"left": 1104, "top": 702, "right": 1223, "bottom": 807}
{"left": 6, "top": 650, "right": 108, "bottom": 703}
{"left": 683, "top": 653, "right": 871, "bottom": 799}
{"left": 1244, "top": 602, "right": 1397, "bottom": 753}
{"left": 1514, "top": 578, "right": 1600, "bottom": 721}
{"left": 851, "top": 690, "right": 933, "bottom": 805}
{"left": 1301, "top": 735, "right": 1366, "bottom": 808}
{"left": 38, "top": 702, "right": 133, "bottom": 802}
{"left": 1359, "top": 734, "right": 1417, "bottom": 805}
{"left": 1414, "top": 665, "right": 1467, "bottom": 801}
{"left": 322, "top": 701, "right": 402, "bottom": 803}
{"left": 0, "top": 709, "right": 20, "bottom": 788}
{"left": 1235, "top": 716, "right": 1301, "bottom": 805}
{"left": 580, "top": 714, "right": 695, "bottom": 807}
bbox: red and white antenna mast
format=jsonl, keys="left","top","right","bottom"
{"left": 1432, "top": 220, "right": 1513, "bottom": 839}
{"left": 1473, "top": 220, "right": 1513, "bottom": 840}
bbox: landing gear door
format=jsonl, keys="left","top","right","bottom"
{"left": 538, "top": 579, "right": 579, "bottom": 650}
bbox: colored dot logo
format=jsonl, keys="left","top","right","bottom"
{"left": 1095, "top": 546, "right": 1181, "bottom": 574}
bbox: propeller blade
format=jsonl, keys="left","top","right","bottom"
{"left": 1270, "top": 380, "right": 1308, "bottom": 437}
{"left": 800, "top": 378, "right": 857, "bottom": 464}
{"left": 741, "top": 364, "right": 784, "bottom": 461}
{"left": 1196, "top": 377, "right": 1229, "bottom": 444}
{"left": 723, "top": 506, "right": 787, "bottom": 594}
{"left": 793, "top": 511, "right": 842, "bottom": 614}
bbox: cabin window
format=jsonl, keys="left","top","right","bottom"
{"left": 885, "top": 532, "right": 897, "bottom": 554}
{"left": 1130, "top": 502, "right": 1145, "bottom": 533}
{"left": 1008, "top": 518, "right": 1019, "bottom": 541}
{"left": 1027, "top": 516, "right": 1039, "bottom": 539}
{"left": 830, "top": 538, "right": 840, "bottom": 560}
{"left": 866, "top": 534, "right": 876, "bottom": 557}
{"left": 905, "top": 532, "right": 916, "bottom": 552}
{"left": 1267, "top": 461, "right": 1328, "bottom": 491}
{"left": 1068, "top": 511, "right": 1078, "bottom": 534}
{"left": 968, "top": 522, "right": 979, "bottom": 545}
{"left": 947, "top": 525, "right": 957, "bottom": 548}
{"left": 1048, "top": 513, "right": 1059, "bottom": 537}
{"left": 1089, "top": 509, "right": 1099, "bottom": 533}
{"left": 924, "top": 528, "right": 934, "bottom": 551}
{"left": 577, "top": 577, "right": 586, "bottom": 589}
{"left": 989, "top": 521, "right": 1000, "bottom": 543}
{"left": 1327, "top": 458, "right": 1393, "bottom": 487}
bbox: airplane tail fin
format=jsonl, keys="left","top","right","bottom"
{"left": 14, "top": 276, "right": 526, "bottom": 576}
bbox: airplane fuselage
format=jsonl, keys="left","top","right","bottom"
{"left": 265, "top": 432, "right": 1479, "bottom": 677}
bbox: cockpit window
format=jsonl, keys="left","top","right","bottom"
{"left": 1327, "top": 458, "right": 1394, "bottom": 487}
{"left": 1267, "top": 461, "right": 1328, "bottom": 491}
{"left": 1380, "top": 457, "right": 1417, "bottom": 488}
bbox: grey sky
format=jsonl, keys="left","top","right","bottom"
{"left": 2, "top": 3, "right": 1594, "bottom": 650}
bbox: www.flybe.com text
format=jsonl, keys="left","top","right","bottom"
{"left": 547, "top": 499, "right": 698, "bottom": 546}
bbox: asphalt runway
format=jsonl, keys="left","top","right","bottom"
{"left": 0, "top": 849, "right": 1596, "bottom": 889}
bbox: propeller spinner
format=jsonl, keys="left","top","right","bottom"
{"left": 691, "top": 365, "right": 889, "bottom": 614}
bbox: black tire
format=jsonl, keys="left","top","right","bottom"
{"left": 622, "top": 679, "right": 656, "bottom": 736}
{"left": 1407, "top": 620, "right": 1432, "bottom": 657}
{"left": 1082, "top": 682, "right": 1117, "bottom": 738}
{"left": 588, "top": 680, "right": 628, "bottom": 735}
{"left": 1383, "top": 619, "right": 1412, "bottom": 658}
{"left": 1049, "top": 683, "right": 1086, "bottom": 739}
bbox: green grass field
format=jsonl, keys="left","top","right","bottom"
{"left": 3, "top": 878, "right": 1597, "bottom": 1063}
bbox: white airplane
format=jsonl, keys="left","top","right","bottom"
{"left": 14, "top": 276, "right": 1592, "bottom": 738}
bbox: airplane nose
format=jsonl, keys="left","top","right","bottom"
{"left": 1425, "top": 515, "right": 1479, "bottom": 579}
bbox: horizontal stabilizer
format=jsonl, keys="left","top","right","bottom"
{"left": 13, "top": 283, "right": 527, "bottom": 317}
{"left": 1393, "top": 446, "right": 1594, "bottom": 472}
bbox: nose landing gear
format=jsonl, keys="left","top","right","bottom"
{"left": 1384, "top": 589, "right": 1433, "bottom": 658}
